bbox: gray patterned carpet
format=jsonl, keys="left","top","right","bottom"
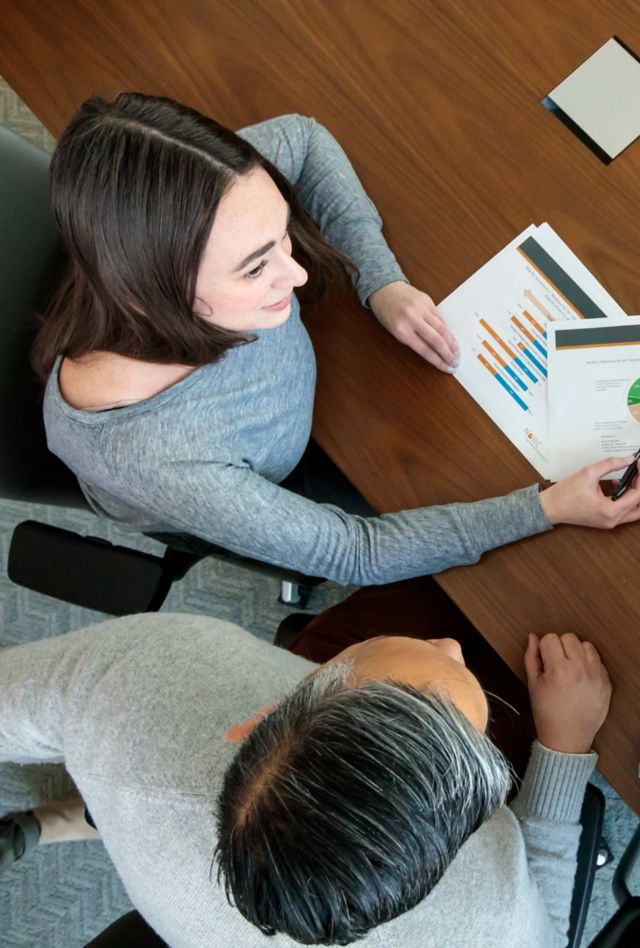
{"left": 0, "top": 78, "right": 638, "bottom": 947}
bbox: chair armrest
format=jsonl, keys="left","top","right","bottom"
{"left": 567, "top": 783, "right": 605, "bottom": 948}
{"left": 8, "top": 520, "right": 173, "bottom": 615}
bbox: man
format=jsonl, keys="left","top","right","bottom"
{"left": 0, "top": 584, "right": 609, "bottom": 947}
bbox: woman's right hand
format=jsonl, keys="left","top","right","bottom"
{"left": 539, "top": 456, "right": 640, "bottom": 528}
{"left": 524, "top": 633, "right": 612, "bottom": 754}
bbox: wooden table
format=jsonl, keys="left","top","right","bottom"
{"left": 3, "top": 0, "right": 640, "bottom": 812}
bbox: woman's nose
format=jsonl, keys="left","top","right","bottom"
{"left": 273, "top": 249, "right": 308, "bottom": 289}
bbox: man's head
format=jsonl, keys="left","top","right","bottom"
{"left": 215, "top": 636, "right": 510, "bottom": 945}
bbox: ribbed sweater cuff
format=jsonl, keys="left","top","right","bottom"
{"left": 359, "top": 266, "right": 408, "bottom": 308}
{"left": 512, "top": 741, "right": 597, "bottom": 823}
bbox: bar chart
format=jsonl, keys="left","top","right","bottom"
{"left": 439, "top": 223, "right": 626, "bottom": 477}
{"left": 475, "top": 309, "right": 549, "bottom": 413}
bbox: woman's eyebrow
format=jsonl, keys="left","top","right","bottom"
{"left": 234, "top": 240, "right": 274, "bottom": 271}
{"left": 233, "top": 205, "right": 292, "bottom": 272}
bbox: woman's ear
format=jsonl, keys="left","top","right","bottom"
{"left": 226, "top": 703, "right": 276, "bottom": 743}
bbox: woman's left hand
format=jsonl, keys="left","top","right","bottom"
{"left": 368, "top": 281, "right": 460, "bottom": 372}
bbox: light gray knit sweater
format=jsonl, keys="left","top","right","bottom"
{"left": 0, "top": 614, "right": 595, "bottom": 947}
{"left": 43, "top": 115, "right": 551, "bottom": 585}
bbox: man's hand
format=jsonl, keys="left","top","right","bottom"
{"left": 524, "top": 633, "right": 612, "bottom": 754}
{"left": 368, "top": 281, "right": 459, "bottom": 372}
{"left": 539, "top": 456, "right": 640, "bottom": 528}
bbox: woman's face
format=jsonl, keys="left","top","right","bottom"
{"left": 195, "top": 167, "right": 308, "bottom": 331}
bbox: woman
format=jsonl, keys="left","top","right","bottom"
{"left": 33, "top": 92, "right": 640, "bottom": 585}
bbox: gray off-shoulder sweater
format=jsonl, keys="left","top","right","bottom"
{"left": 0, "top": 614, "right": 595, "bottom": 947}
{"left": 43, "top": 115, "right": 551, "bottom": 584}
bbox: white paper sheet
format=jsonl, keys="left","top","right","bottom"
{"left": 438, "top": 225, "right": 625, "bottom": 478}
{"left": 547, "top": 316, "right": 640, "bottom": 480}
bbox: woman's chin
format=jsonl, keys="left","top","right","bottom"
{"left": 254, "top": 305, "right": 293, "bottom": 329}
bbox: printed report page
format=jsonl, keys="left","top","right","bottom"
{"left": 547, "top": 316, "right": 640, "bottom": 480}
{"left": 439, "top": 224, "right": 625, "bottom": 479}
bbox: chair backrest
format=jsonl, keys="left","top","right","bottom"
{"left": 0, "top": 123, "right": 86, "bottom": 507}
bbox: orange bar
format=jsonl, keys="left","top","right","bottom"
{"left": 555, "top": 340, "right": 640, "bottom": 351}
{"left": 482, "top": 339, "right": 506, "bottom": 368}
{"left": 512, "top": 315, "right": 535, "bottom": 342}
{"left": 522, "top": 308, "right": 544, "bottom": 335}
{"left": 477, "top": 353, "right": 497, "bottom": 376}
{"left": 524, "top": 288, "right": 555, "bottom": 321}
{"left": 479, "top": 317, "right": 516, "bottom": 358}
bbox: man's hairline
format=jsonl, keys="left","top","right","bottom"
{"left": 292, "top": 655, "right": 489, "bottom": 730}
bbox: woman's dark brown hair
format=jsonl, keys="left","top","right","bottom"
{"left": 32, "top": 92, "right": 355, "bottom": 379}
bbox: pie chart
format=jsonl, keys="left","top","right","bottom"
{"left": 628, "top": 378, "right": 640, "bottom": 422}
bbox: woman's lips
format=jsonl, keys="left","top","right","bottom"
{"left": 262, "top": 292, "right": 293, "bottom": 312}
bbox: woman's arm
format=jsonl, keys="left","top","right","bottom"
{"left": 239, "top": 113, "right": 405, "bottom": 305}
{"left": 122, "top": 456, "right": 549, "bottom": 586}
{"left": 238, "top": 114, "right": 459, "bottom": 370}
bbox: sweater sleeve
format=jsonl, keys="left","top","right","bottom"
{"left": 0, "top": 631, "right": 82, "bottom": 764}
{"left": 238, "top": 114, "right": 407, "bottom": 303}
{"left": 0, "top": 619, "right": 150, "bottom": 765}
{"left": 129, "top": 456, "right": 551, "bottom": 585}
{"left": 509, "top": 741, "right": 597, "bottom": 946}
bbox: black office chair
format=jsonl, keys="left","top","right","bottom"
{"left": 0, "top": 123, "right": 322, "bottom": 614}
{"left": 84, "top": 910, "right": 166, "bottom": 947}
{"left": 589, "top": 823, "right": 640, "bottom": 947}
{"left": 568, "top": 783, "right": 606, "bottom": 947}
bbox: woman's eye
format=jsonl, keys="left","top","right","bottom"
{"left": 245, "top": 260, "right": 268, "bottom": 280}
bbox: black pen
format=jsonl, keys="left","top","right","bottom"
{"left": 611, "top": 448, "right": 640, "bottom": 501}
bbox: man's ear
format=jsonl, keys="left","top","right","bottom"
{"left": 226, "top": 703, "right": 276, "bottom": 743}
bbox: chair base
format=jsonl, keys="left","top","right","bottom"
{"left": 279, "top": 581, "right": 315, "bottom": 608}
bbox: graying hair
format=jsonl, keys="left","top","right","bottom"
{"left": 215, "top": 661, "right": 510, "bottom": 945}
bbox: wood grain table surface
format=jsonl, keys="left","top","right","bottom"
{"left": 2, "top": 0, "right": 640, "bottom": 812}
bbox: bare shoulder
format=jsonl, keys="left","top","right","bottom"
{"left": 58, "top": 353, "right": 195, "bottom": 410}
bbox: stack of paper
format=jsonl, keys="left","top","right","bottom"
{"left": 438, "top": 224, "right": 628, "bottom": 479}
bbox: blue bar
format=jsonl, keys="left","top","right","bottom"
{"left": 533, "top": 339, "right": 547, "bottom": 359}
{"left": 513, "top": 356, "right": 537, "bottom": 384}
{"left": 504, "top": 363, "right": 528, "bottom": 392}
{"left": 495, "top": 373, "right": 528, "bottom": 410}
{"left": 521, "top": 347, "right": 547, "bottom": 378}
